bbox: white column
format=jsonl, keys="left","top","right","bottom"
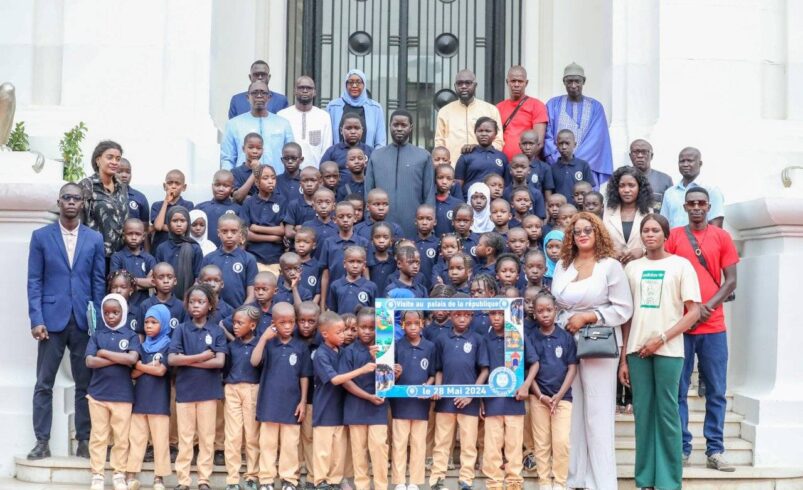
{"left": 727, "top": 194, "right": 803, "bottom": 467}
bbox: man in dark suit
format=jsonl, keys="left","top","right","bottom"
{"left": 227, "top": 59, "right": 289, "bottom": 118}
{"left": 26, "top": 182, "right": 106, "bottom": 460}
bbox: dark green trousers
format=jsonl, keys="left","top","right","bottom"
{"left": 627, "top": 354, "right": 684, "bottom": 490}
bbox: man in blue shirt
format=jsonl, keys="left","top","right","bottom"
{"left": 660, "top": 147, "right": 725, "bottom": 228}
{"left": 227, "top": 60, "right": 288, "bottom": 118}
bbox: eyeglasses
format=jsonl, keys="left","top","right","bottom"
{"left": 249, "top": 90, "right": 268, "bottom": 97}
{"left": 685, "top": 200, "right": 709, "bottom": 208}
{"left": 572, "top": 226, "right": 594, "bottom": 237}
{"left": 60, "top": 194, "right": 83, "bottom": 202}
{"left": 346, "top": 79, "right": 364, "bottom": 87}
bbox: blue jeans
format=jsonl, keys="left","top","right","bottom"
{"left": 678, "top": 331, "right": 728, "bottom": 456}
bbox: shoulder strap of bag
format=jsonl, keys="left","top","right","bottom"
{"left": 684, "top": 225, "right": 720, "bottom": 287}
{"left": 503, "top": 96, "right": 529, "bottom": 131}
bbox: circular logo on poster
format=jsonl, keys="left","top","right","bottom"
{"left": 488, "top": 367, "right": 516, "bottom": 395}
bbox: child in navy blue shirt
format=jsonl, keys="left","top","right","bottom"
{"left": 320, "top": 201, "right": 369, "bottom": 304}
{"left": 168, "top": 284, "right": 227, "bottom": 490}
{"left": 198, "top": 265, "right": 234, "bottom": 336}
{"left": 276, "top": 142, "right": 303, "bottom": 202}
{"left": 250, "top": 302, "right": 311, "bottom": 489}
{"left": 284, "top": 167, "right": 321, "bottom": 243}
{"left": 319, "top": 161, "right": 341, "bottom": 194}
{"left": 341, "top": 307, "right": 394, "bottom": 490}
{"left": 434, "top": 164, "right": 464, "bottom": 238}
{"left": 519, "top": 129, "right": 555, "bottom": 200}
{"left": 195, "top": 169, "right": 242, "bottom": 248}
{"left": 455, "top": 117, "right": 508, "bottom": 195}
{"left": 295, "top": 301, "right": 321, "bottom": 485}
{"left": 345, "top": 193, "right": 365, "bottom": 224}
{"left": 321, "top": 114, "right": 373, "bottom": 181}
{"left": 293, "top": 227, "right": 322, "bottom": 303}
{"left": 508, "top": 186, "right": 534, "bottom": 229}
{"left": 201, "top": 213, "right": 258, "bottom": 308}
{"left": 474, "top": 232, "right": 505, "bottom": 278}
{"left": 429, "top": 294, "right": 489, "bottom": 490}
{"left": 506, "top": 154, "right": 546, "bottom": 219}
{"left": 355, "top": 188, "right": 404, "bottom": 241}
{"left": 234, "top": 271, "right": 277, "bottom": 337}
{"left": 572, "top": 180, "right": 593, "bottom": 211}
{"left": 220, "top": 305, "right": 261, "bottom": 489}
{"left": 312, "top": 311, "right": 377, "bottom": 488}
{"left": 447, "top": 252, "right": 472, "bottom": 294}
{"left": 390, "top": 310, "right": 435, "bottom": 489}
{"left": 452, "top": 204, "right": 480, "bottom": 260}
{"left": 125, "top": 304, "right": 172, "bottom": 490}
{"left": 367, "top": 222, "right": 396, "bottom": 293}
{"left": 507, "top": 227, "right": 529, "bottom": 263}
{"left": 414, "top": 204, "right": 439, "bottom": 291}
{"left": 231, "top": 132, "right": 263, "bottom": 203}
{"left": 274, "top": 252, "right": 314, "bottom": 305}
{"left": 384, "top": 245, "right": 427, "bottom": 298}
{"left": 136, "top": 262, "right": 187, "bottom": 335}
{"left": 117, "top": 158, "right": 150, "bottom": 232}
{"left": 107, "top": 270, "right": 138, "bottom": 332}
{"left": 423, "top": 285, "right": 456, "bottom": 343}
{"left": 431, "top": 233, "right": 462, "bottom": 287}
{"left": 490, "top": 198, "right": 512, "bottom": 237}
{"left": 524, "top": 249, "right": 547, "bottom": 292}
{"left": 301, "top": 188, "right": 338, "bottom": 260}
{"left": 327, "top": 246, "right": 377, "bottom": 314}
{"left": 336, "top": 147, "right": 367, "bottom": 201}
{"left": 110, "top": 218, "right": 156, "bottom": 309}
{"left": 529, "top": 291, "right": 577, "bottom": 490}
{"left": 551, "top": 129, "right": 596, "bottom": 206}
{"left": 496, "top": 253, "right": 525, "bottom": 293}
{"left": 481, "top": 309, "right": 539, "bottom": 489}
{"left": 469, "top": 274, "right": 498, "bottom": 336}
{"left": 544, "top": 194, "right": 567, "bottom": 237}
{"left": 523, "top": 214, "right": 545, "bottom": 251}
{"left": 151, "top": 169, "right": 194, "bottom": 252}
{"left": 155, "top": 206, "right": 203, "bottom": 300}
{"left": 341, "top": 313, "right": 358, "bottom": 346}
{"left": 85, "top": 293, "right": 141, "bottom": 490}
{"left": 240, "top": 164, "right": 286, "bottom": 273}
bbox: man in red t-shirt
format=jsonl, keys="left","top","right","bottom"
{"left": 496, "top": 66, "right": 548, "bottom": 161}
{"left": 665, "top": 187, "right": 738, "bottom": 472}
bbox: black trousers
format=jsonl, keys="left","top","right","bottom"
{"left": 33, "top": 319, "right": 91, "bottom": 441}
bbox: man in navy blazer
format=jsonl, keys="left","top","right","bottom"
{"left": 26, "top": 182, "right": 106, "bottom": 460}
{"left": 228, "top": 59, "right": 289, "bottom": 118}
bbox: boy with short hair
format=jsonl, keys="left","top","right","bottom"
{"left": 198, "top": 264, "right": 235, "bottom": 330}
{"left": 274, "top": 251, "right": 313, "bottom": 306}
{"left": 336, "top": 148, "right": 367, "bottom": 201}
{"left": 355, "top": 188, "right": 404, "bottom": 241}
{"left": 490, "top": 199, "right": 513, "bottom": 236}
{"left": 117, "top": 157, "right": 150, "bottom": 229}
{"left": 240, "top": 165, "right": 286, "bottom": 275}
{"left": 135, "top": 262, "right": 187, "bottom": 334}
{"left": 110, "top": 218, "right": 157, "bottom": 309}
{"left": 301, "top": 188, "right": 338, "bottom": 260}
{"left": 320, "top": 202, "right": 370, "bottom": 306}
{"left": 474, "top": 232, "right": 505, "bottom": 277}
{"left": 505, "top": 154, "right": 546, "bottom": 219}
{"left": 345, "top": 193, "right": 365, "bottom": 224}
{"left": 196, "top": 169, "right": 242, "bottom": 248}
{"left": 326, "top": 246, "right": 377, "bottom": 314}
{"left": 543, "top": 194, "right": 567, "bottom": 236}
{"left": 293, "top": 227, "right": 322, "bottom": 304}
{"left": 557, "top": 204, "right": 578, "bottom": 231}
{"left": 414, "top": 204, "right": 439, "bottom": 291}
{"left": 483, "top": 174, "right": 505, "bottom": 201}
{"left": 518, "top": 130, "right": 554, "bottom": 199}
{"left": 319, "top": 161, "right": 341, "bottom": 194}
{"left": 312, "top": 311, "right": 377, "bottom": 488}
{"left": 572, "top": 181, "right": 593, "bottom": 210}
{"left": 200, "top": 214, "right": 258, "bottom": 308}
{"left": 226, "top": 271, "right": 278, "bottom": 337}
{"left": 522, "top": 215, "right": 544, "bottom": 250}
{"left": 434, "top": 164, "right": 464, "bottom": 238}
{"left": 232, "top": 133, "right": 264, "bottom": 203}
{"left": 284, "top": 167, "right": 321, "bottom": 242}
{"left": 583, "top": 191, "right": 605, "bottom": 218}
{"left": 277, "top": 142, "right": 304, "bottom": 202}
{"left": 151, "top": 169, "right": 194, "bottom": 251}
{"left": 295, "top": 301, "right": 321, "bottom": 487}
{"left": 551, "top": 129, "right": 596, "bottom": 206}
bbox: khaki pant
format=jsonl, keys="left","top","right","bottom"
{"left": 169, "top": 383, "right": 178, "bottom": 446}
{"left": 312, "top": 425, "right": 346, "bottom": 485}
{"left": 87, "top": 396, "right": 132, "bottom": 475}
{"left": 259, "top": 422, "right": 301, "bottom": 485}
{"left": 523, "top": 397, "right": 536, "bottom": 457}
{"left": 224, "top": 384, "right": 260, "bottom": 484}
{"left": 299, "top": 404, "right": 314, "bottom": 482}
{"left": 482, "top": 415, "right": 525, "bottom": 487}
{"left": 391, "top": 418, "right": 427, "bottom": 485}
{"left": 343, "top": 427, "right": 353, "bottom": 478}
{"left": 429, "top": 412, "right": 479, "bottom": 485}
{"left": 126, "top": 413, "right": 171, "bottom": 477}
{"left": 175, "top": 400, "right": 217, "bottom": 486}
{"left": 215, "top": 398, "right": 226, "bottom": 452}
{"left": 349, "top": 424, "right": 388, "bottom": 490}
{"left": 257, "top": 262, "right": 281, "bottom": 276}
{"left": 531, "top": 398, "right": 572, "bottom": 486}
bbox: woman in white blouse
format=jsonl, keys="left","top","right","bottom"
{"left": 619, "top": 214, "right": 700, "bottom": 490}
{"left": 551, "top": 212, "right": 634, "bottom": 490}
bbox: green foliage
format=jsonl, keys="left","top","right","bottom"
{"left": 60, "top": 122, "right": 87, "bottom": 182}
{"left": 7, "top": 121, "right": 30, "bottom": 151}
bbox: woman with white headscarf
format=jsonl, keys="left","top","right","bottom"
{"left": 326, "top": 69, "right": 386, "bottom": 148}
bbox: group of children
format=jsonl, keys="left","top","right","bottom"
{"left": 87, "top": 116, "right": 608, "bottom": 490}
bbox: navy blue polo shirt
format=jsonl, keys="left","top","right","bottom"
{"left": 169, "top": 321, "right": 228, "bottom": 403}
{"left": 85, "top": 326, "right": 141, "bottom": 403}
{"left": 482, "top": 331, "right": 538, "bottom": 416}
{"left": 135, "top": 295, "right": 186, "bottom": 334}
{"left": 301, "top": 218, "right": 338, "bottom": 260}
{"left": 240, "top": 193, "right": 286, "bottom": 264}
{"left": 224, "top": 336, "right": 260, "bottom": 384}
{"left": 367, "top": 252, "right": 396, "bottom": 293}
{"left": 529, "top": 326, "right": 577, "bottom": 401}
{"left": 455, "top": 146, "right": 509, "bottom": 195}
{"left": 110, "top": 248, "right": 156, "bottom": 308}
{"left": 503, "top": 180, "right": 547, "bottom": 219}
{"left": 390, "top": 337, "right": 435, "bottom": 420}
{"left": 284, "top": 198, "right": 316, "bottom": 227}
{"left": 195, "top": 199, "right": 242, "bottom": 248}
{"left": 133, "top": 345, "right": 171, "bottom": 415}
{"left": 523, "top": 317, "right": 539, "bottom": 338}
{"left": 123, "top": 311, "right": 137, "bottom": 332}
{"left": 257, "top": 337, "right": 313, "bottom": 424}
{"left": 474, "top": 261, "right": 496, "bottom": 278}
{"left": 433, "top": 329, "right": 489, "bottom": 416}
{"left": 469, "top": 312, "right": 491, "bottom": 336}
{"left": 327, "top": 277, "right": 377, "bottom": 314}
{"left": 276, "top": 173, "right": 302, "bottom": 203}
{"left": 312, "top": 343, "right": 345, "bottom": 427}
{"left": 126, "top": 186, "right": 150, "bottom": 223}
{"left": 208, "top": 299, "right": 234, "bottom": 329}
{"left": 530, "top": 159, "right": 556, "bottom": 193}
{"left": 354, "top": 219, "right": 405, "bottom": 243}
{"left": 319, "top": 234, "right": 369, "bottom": 283}
{"left": 232, "top": 164, "right": 257, "bottom": 199}
{"left": 435, "top": 195, "right": 462, "bottom": 239}
{"left": 336, "top": 179, "right": 365, "bottom": 202}
{"left": 201, "top": 247, "right": 259, "bottom": 308}
{"left": 320, "top": 142, "right": 374, "bottom": 181}
{"left": 299, "top": 335, "right": 320, "bottom": 405}
{"left": 340, "top": 341, "right": 388, "bottom": 425}
{"left": 384, "top": 276, "right": 428, "bottom": 298}
{"left": 415, "top": 235, "right": 439, "bottom": 291}
{"left": 155, "top": 240, "right": 203, "bottom": 280}
{"left": 423, "top": 319, "right": 453, "bottom": 343}
{"left": 430, "top": 259, "right": 449, "bottom": 287}
{"left": 299, "top": 259, "right": 322, "bottom": 299}
{"left": 222, "top": 301, "right": 273, "bottom": 337}
{"left": 275, "top": 276, "right": 314, "bottom": 304}
{"left": 460, "top": 233, "right": 480, "bottom": 259}
{"left": 550, "top": 157, "right": 596, "bottom": 206}
{"left": 150, "top": 197, "right": 194, "bottom": 251}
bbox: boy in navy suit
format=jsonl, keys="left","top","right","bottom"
{"left": 26, "top": 183, "right": 106, "bottom": 460}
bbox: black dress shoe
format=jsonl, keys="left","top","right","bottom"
{"left": 169, "top": 445, "right": 178, "bottom": 463}
{"left": 75, "top": 440, "right": 90, "bottom": 458}
{"left": 143, "top": 444, "right": 154, "bottom": 463}
{"left": 213, "top": 449, "right": 225, "bottom": 466}
{"left": 27, "top": 440, "right": 51, "bottom": 460}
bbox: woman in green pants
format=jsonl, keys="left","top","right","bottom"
{"left": 619, "top": 214, "right": 701, "bottom": 490}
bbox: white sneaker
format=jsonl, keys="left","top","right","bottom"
{"left": 90, "top": 474, "right": 104, "bottom": 490}
{"left": 127, "top": 478, "right": 142, "bottom": 490}
{"left": 113, "top": 472, "right": 128, "bottom": 490}
{"left": 407, "top": 485, "right": 420, "bottom": 490}
{"left": 538, "top": 484, "right": 553, "bottom": 490}
{"left": 394, "top": 485, "right": 407, "bottom": 490}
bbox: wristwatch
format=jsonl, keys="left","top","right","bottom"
{"left": 659, "top": 332, "right": 667, "bottom": 344}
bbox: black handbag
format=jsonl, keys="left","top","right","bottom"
{"left": 576, "top": 325, "right": 619, "bottom": 359}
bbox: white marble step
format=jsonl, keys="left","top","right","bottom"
{"left": 614, "top": 410, "right": 744, "bottom": 438}
{"left": 614, "top": 436, "right": 752, "bottom": 465}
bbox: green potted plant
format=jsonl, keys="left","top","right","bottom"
{"left": 60, "top": 122, "right": 87, "bottom": 182}
{"left": 7, "top": 121, "right": 30, "bottom": 151}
